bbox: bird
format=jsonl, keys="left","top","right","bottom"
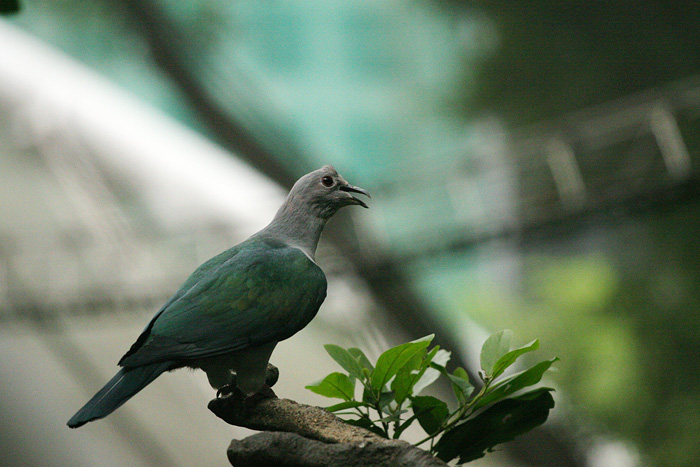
{"left": 67, "top": 165, "right": 369, "bottom": 428}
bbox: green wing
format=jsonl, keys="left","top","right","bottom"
{"left": 119, "top": 238, "right": 327, "bottom": 367}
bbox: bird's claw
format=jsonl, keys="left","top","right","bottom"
{"left": 216, "top": 384, "right": 237, "bottom": 399}
{"left": 244, "top": 385, "right": 277, "bottom": 407}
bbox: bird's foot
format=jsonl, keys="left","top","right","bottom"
{"left": 216, "top": 384, "right": 242, "bottom": 399}
{"left": 243, "top": 385, "right": 277, "bottom": 407}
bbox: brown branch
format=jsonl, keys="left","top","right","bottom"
{"left": 208, "top": 394, "right": 447, "bottom": 467}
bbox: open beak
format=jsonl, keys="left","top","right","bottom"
{"left": 339, "top": 184, "right": 371, "bottom": 208}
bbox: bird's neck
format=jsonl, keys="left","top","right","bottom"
{"left": 261, "top": 200, "right": 328, "bottom": 260}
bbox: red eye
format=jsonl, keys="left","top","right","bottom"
{"left": 321, "top": 176, "right": 334, "bottom": 187}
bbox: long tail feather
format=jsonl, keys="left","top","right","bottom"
{"left": 67, "top": 362, "right": 172, "bottom": 428}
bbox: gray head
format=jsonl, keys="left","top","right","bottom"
{"left": 285, "top": 165, "right": 370, "bottom": 219}
{"left": 262, "top": 165, "right": 370, "bottom": 258}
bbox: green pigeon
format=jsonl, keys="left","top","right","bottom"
{"left": 68, "top": 165, "right": 369, "bottom": 428}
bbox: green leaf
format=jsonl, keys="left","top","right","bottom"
{"left": 491, "top": 339, "right": 539, "bottom": 379}
{"left": 480, "top": 330, "right": 513, "bottom": 377}
{"left": 325, "top": 400, "right": 366, "bottom": 413}
{"left": 448, "top": 367, "right": 474, "bottom": 404}
{"left": 370, "top": 335, "right": 434, "bottom": 393}
{"left": 305, "top": 372, "right": 355, "bottom": 401}
{"left": 434, "top": 388, "right": 555, "bottom": 463}
{"left": 412, "top": 348, "right": 450, "bottom": 396}
{"left": 392, "top": 366, "right": 419, "bottom": 406}
{"left": 412, "top": 395, "right": 449, "bottom": 435}
{"left": 324, "top": 344, "right": 365, "bottom": 381}
{"left": 378, "top": 390, "right": 396, "bottom": 412}
{"left": 348, "top": 347, "right": 375, "bottom": 372}
{"left": 391, "top": 346, "right": 438, "bottom": 405}
{"left": 474, "top": 358, "right": 558, "bottom": 410}
{"left": 362, "top": 384, "right": 376, "bottom": 405}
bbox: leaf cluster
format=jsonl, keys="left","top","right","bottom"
{"left": 306, "top": 330, "right": 557, "bottom": 464}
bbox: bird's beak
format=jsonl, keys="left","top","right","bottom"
{"left": 339, "top": 184, "right": 370, "bottom": 208}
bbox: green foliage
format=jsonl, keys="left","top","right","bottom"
{"left": 306, "top": 372, "right": 355, "bottom": 401}
{"left": 434, "top": 388, "right": 555, "bottom": 463}
{"left": 306, "top": 331, "right": 557, "bottom": 464}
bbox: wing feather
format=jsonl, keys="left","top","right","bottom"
{"left": 120, "top": 238, "right": 326, "bottom": 367}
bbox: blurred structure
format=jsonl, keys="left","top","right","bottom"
{"left": 0, "top": 20, "right": 388, "bottom": 467}
{"left": 3, "top": 1, "right": 700, "bottom": 467}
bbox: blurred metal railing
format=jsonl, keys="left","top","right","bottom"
{"left": 373, "top": 75, "right": 700, "bottom": 258}
{"left": 508, "top": 75, "right": 699, "bottom": 222}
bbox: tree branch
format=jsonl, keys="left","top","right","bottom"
{"left": 208, "top": 394, "right": 447, "bottom": 467}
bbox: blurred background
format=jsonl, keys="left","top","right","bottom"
{"left": 1, "top": 1, "right": 699, "bottom": 466}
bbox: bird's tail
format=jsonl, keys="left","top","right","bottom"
{"left": 67, "top": 362, "right": 173, "bottom": 428}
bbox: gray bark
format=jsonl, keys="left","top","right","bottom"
{"left": 208, "top": 395, "right": 447, "bottom": 467}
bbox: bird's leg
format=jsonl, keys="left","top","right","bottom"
{"left": 216, "top": 370, "right": 277, "bottom": 402}
{"left": 243, "top": 384, "right": 277, "bottom": 407}
{"left": 217, "top": 361, "right": 279, "bottom": 401}
{"left": 216, "top": 373, "right": 241, "bottom": 399}
{"left": 238, "top": 363, "right": 278, "bottom": 405}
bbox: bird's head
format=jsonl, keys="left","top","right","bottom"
{"left": 290, "top": 165, "right": 370, "bottom": 218}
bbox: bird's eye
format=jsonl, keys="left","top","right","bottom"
{"left": 321, "top": 176, "right": 334, "bottom": 187}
